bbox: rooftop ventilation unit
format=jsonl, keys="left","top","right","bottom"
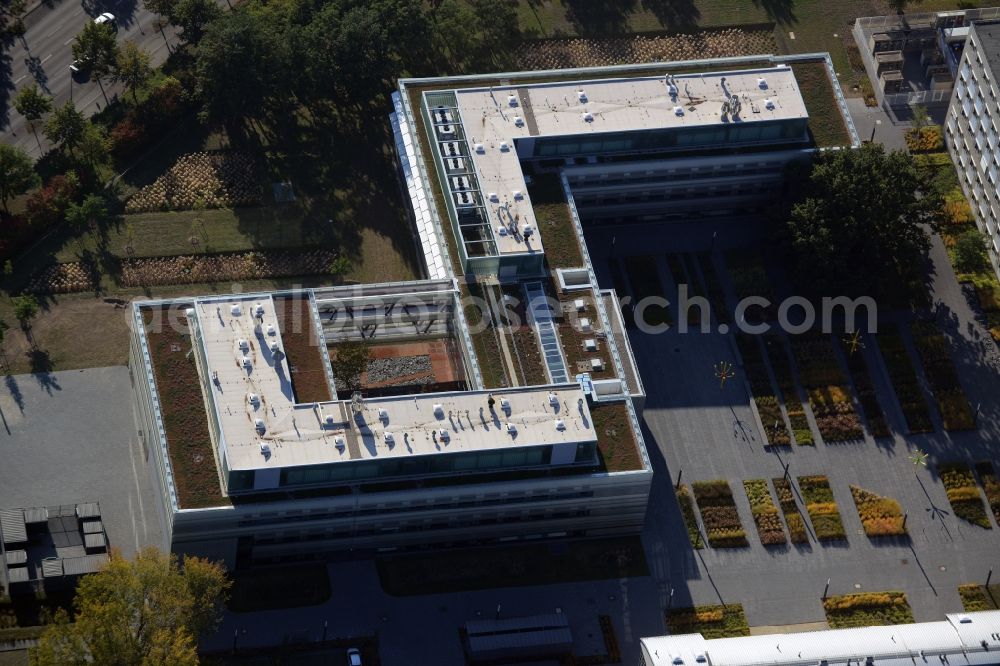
{"left": 242, "top": 356, "right": 253, "bottom": 370}
{"left": 574, "top": 298, "right": 586, "bottom": 312}
{"left": 254, "top": 418, "right": 265, "bottom": 433}
{"left": 238, "top": 338, "right": 249, "bottom": 351}
{"left": 758, "top": 78, "right": 768, "bottom": 89}
{"left": 266, "top": 324, "right": 276, "bottom": 336}
{"left": 378, "top": 408, "right": 389, "bottom": 421}
{"left": 334, "top": 435, "right": 345, "bottom": 450}
{"left": 497, "top": 226, "right": 508, "bottom": 236}
{"left": 499, "top": 141, "right": 510, "bottom": 152}
{"left": 522, "top": 224, "right": 534, "bottom": 238}
{"left": 383, "top": 432, "right": 395, "bottom": 445}
{"left": 581, "top": 112, "right": 594, "bottom": 123}
{"left": 433, "top": 403, "right": 444, "bottom": 417}
{"left": 764, "top": 98, "right": 775, "bottom": 110}
{"left": 548, "top": 392, "right": 559, "bottom": 405}
{"left": 231, "top": 304, "right": 242, "bottom": 317}
{"left": 590, "top": 358, "right": 604, "bottom": 371}
{"left": 584, "top": 338, "right": 597, "bottom": 351}
{"left": 508, "top": 94, "right": 518, "bottom": 107}
{"left": 438, "top": 429, "right": 450, "bottom": 441}
{"left": 474, "top": 143, "right": 485, "bottom": 154}
{"left": 248, "top": 393, "right": 260, "bottom": 406}
{"left": 185, "top": 307, "right": 195, "bottom": 317}
{"left": 554, "top": 419, "right": 566, "bottom": 431}
{"left": 506, "top": 423, "right": 517, "bottom": 434}
{"left": 514, "top": 116, "right": 524, "bottom": 127}
{"left": 488, "top": 192, "right": 500, "bottom": 203}
{"left": 577, "top": 90, "right": 587, "bottom": 103}
{"left": 269, "top": 341, "right": 280, "bottom": 354}
{"left": 579, "top": 317, "right": 592, "bottom": 331}
{"left": 324, "top": 414, "right": 335, "bottom": 426}
{"left": 260, "top": 442, "right": 270, "bottom": 455}
{"left": 512, "top": 190, "right": 523, "bottom": 200}
{"left": 254, "top": 303, "right": 265, "bottom": 317}
{"left": 673, "top": 106, "right": 684, "bottom": 116}
{"left": 500, "top": 397, "right": 511, "bottom": 411}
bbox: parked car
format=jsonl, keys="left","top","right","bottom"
{"left": 346, "top": 648, "right": 362, "bottom": 666}
{"left": 94, "top": 12, "right": 117, "bottom": 33}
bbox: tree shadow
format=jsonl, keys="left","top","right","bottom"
{"left": 640, "top": 0, "right": 701, "bottom": 31}
{"left": 751, "top": 0, "right": 796, "bottom": 26}
{"left": 564, "top": 0, "right": 637, "bottom": 35}
{"left": 26, "top": 348, "right": 60, "bottom": 394}
{"left": 4, "top": 373, "right": 25, "bottom": 413}
{"left": 23, "top": 52, "right": 49, "bottom": 93}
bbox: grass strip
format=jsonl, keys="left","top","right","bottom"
{"left": 696, "top": 252, "right": 729, "bottom": 325}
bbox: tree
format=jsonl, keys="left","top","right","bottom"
{"left": 32, "top": 548, "right": 230, "bottom": 666}
{"left": 954, "top": 229, "right": 990, "bottom": 274}
{"left": 65, "top": 194, "right": 108, "bottom": 234}
{"left": 77, "top": 123, "right": 111, "bottom": 168}
{"left": 0, "top": 319, "right": 8, "bottom": 346}
{"left": 43, "top": 102, "right": 87, "bottom": 153}
{"left": 470, "top": 0, "right": 519, "bottom": 62}
{"left": 332, "top": 339, "right": 370, "bottom": 394}
{"left": 779, "top": 143, "right": 941, "bottom": 297}
{"left": 143, "top": 0, "right": 177, "bottom": 17}
{"left": 114, "top": 42, "right": 152, "bottom": 102}
{"left": 71, "top": 19, "right": 119, "bottom": 83}
{"left": 170, "top": 0, "right": 222, "bottom": 42}
{"left": 888, "top": 0, "right": 923, "bottom": 13}
{"left": 329, "top": 256, "right": 352, "bottom": 280}
{"left": 910, "top": 104, "right": 930, "bottom": 131}
{"left": 12, "top": 294, "right": 39, "bottom": 333}
{"left": 0, "top": 144, "right": 38, "bottom": 214}
{"left": 13, "top": 84, "right": 52, "bottom": 145}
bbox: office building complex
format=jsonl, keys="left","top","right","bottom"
{"left": 946, "top": 21, "right": 1000, "bottom": 278}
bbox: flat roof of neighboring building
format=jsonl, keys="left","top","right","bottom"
{"left": 641, "top": 611, "right": 1000, "bottom": 665}
{"left": 446, "top": 66, "right": 807, "bottom": 256}
{"left": 973, "top": 21, "right": 1000, "bottom": 75}
{"left": 192, "top": 295, "right": 595, "bottom": 472}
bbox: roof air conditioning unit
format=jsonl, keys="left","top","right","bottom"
{"left": 514, "top": 116, "right": 524, "bottom": 127}
{"left": 433, "top": 403, "right": 444, "bottom": 417}
{"left": 383, "top": 432, "right": 395, "bottom": 445}
{"left": 334, "top": 435, "right": 345, "bottom": 450}
{"left": 506, "top": 423, "right": 517, "bottom": 434}
{"left": 238, "top": 338, "right": 249, "bottom": 351}
{"left": 590, "top": 358, "right": 604, "bottom": 371}
{"left": 522, "top": 224, "right": 534, "bottom": 237}
{"left": 254, "top": 418, "right": 265, "bottom": 433}
{"left": 577, "top": 90, "right": 587, "bottom": 102}
{"left": 438, "top": 429, "right": 450, "bottom": 441}
{"left": 758, "top": 78, "right": 768, "bottom": 89}
{"left": 499, "top": 141, "right": 510, "bottom": 152}
{"left": 488, "top": 192, "right": 500, "bottom": 202}
{"left": 324, "top": 414, "right": 335, "bottom": 426}
{"left": 674, "top": 106, "right": 684, "bottom": 116}
{"left": 584, "top": 338, "right": 597, "bottom": 351}
{"left": 266, "top": 324, "right": 276, "bottom": 336}
{"left": 581, "top": 112, "right": 594, "bottom": 122}
{"left": 242, "top": 356, "right": 253, "bottom": 370}
{"left": 548, "top": 392, "right": 559, "bottom": 405}
{"left": 579, "top": 317, "right": 592, "bottom": 331}
{"left": 512, "top": 190, "right": 523, "bottom": 200}
{"left": 574, "top": 298, "right": 586, "bottom": 312}
{"left": 764, "top": 98, "right": 775, "bottom": 110}
{"left": 260, "top": 442, "right": 270, "bottom": 455}
{"left": 230, "top": 304, "right": 242, "bottom": 317}
{"left": 248, "top": 393, "right": 260, "bottom": 406}
{"left": 508, "top": 94, "right": 518, "bottom": 107}
{"left": 497, "top": 226, "right": 508, "bottom": 236}
{"left": 254, "top": 303, "right": 265, "bottom": 317}
{"left": 554, "top": 419, "right": 566, "bottom": 431}
{"left": 474, "top": 143, "right": 485, "bottom": 153}
{"left": 500, "top": 398, "right": 511, "bottom": 411}
{"left": 269, "top": 341, "right": 280, "bottom": 353}
{"left": 378, "top": 408, "right": 389, "bottom": 421}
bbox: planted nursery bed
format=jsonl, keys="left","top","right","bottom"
{"left": 772, "top": 478, "right": 808, "bottom": 544}
{"left": 692, "top": 480, "right": 748, "bottom": 548}
{"left": 764, "top": 336, "right": 813, "bottom": 445}
{"left": 838, "top": 335, "right": 890, "bottom": 438}
{"left": 875, "top": 325, "right": 934, "bottom": 433}
{"left": 975, "top": 461, "right": 1000, "bottom": 526}
{"left": 736, "top": 335, "right": 791, "bottom": 446}
{"left": 910, "top": 322, "right": 976, "bottom": 431}
{"left": 797, "top": 475, "right": 846, "bottom": 541}
{"left": 850, "top": 486, "right": 907, "bottom": 537}
{"left": 676, "top": 485, "right": 704, "bottom": 550}
{"left": 958, "top": 584, "right": 1000, "bottom": 611}
{"left": 696, "top": 253, "right": 729, "bottom": 324}
{"left": 725, "top": 251, "right": 775, "bottom": 323}
{"left": 665, "top": 604, "right": 750, "bottom": 639}
{"left": 624, "top": 255, "right": 670, "bottom": 326}
{"left": 823, "top": 592, "right": 915, "bottom": 628}
{"left": 938, "top": 463, "right": 991, "bottom": 529}
{"left": 788, "top": 333, "right": 863, "bottom": 443}
{"left": 744, "top": 479, "right": 787, "bottom": 546}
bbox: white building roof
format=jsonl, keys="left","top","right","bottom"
{"left": 640, "top": 611, "right": 1000, "bottom": 666}
{"left": 193, "top": 295, "right": 594, "bottom": 472}
{"left": 450, "top": 66, "right": 807, "bottom": 256}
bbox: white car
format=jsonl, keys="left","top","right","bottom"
{"left": 94, "top": 12, "right": 117, "bottom": 33}
{"left": 346, "top": 648, "right": 362, "bottom": 666}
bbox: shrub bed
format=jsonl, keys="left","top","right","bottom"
{"left": 696, "top": 252, "right": 730, "bottom": 324}
{"left": 789, "top": 333, "right": 863, "bottom": 442}
{"left": 876, "top": 325, "right": 934, "bottom": 433}
{"left": 958, "top": 584, "right": 999, "bottom": 611}
{"left": 772, "top": 478, "right": 809, "bottom": 544}
{"left": 666, "top": 604, "right": 750, "bottom": 639}
{"left": 125, "top": 151, "right": 262, "bottom": 213}
{"left": 905, "top": 126, "right": 943, "bottom": 153}
{"left": 910, "top": 322, "right": 975, "bottom": 431}
{"left": 822, "top": 592, "right": 915, "bottom": 628}
{"left": 692, "top": 480, "right": 748, "bottom": 548}
{"left": 838, "top": 335, "right": 890, "bottom": 438}
{"left": 850, "top": 486, "right": 907, "bottom": 537}
{"left": 725, "top": 251, "right": 775, "bottom": 323}
{"left": 676, "top": 484, "right": 704, "bottom": 550}
{"left": 667, "top": 254, "right": 700, "bottom": 325}
{"left": 624, "top": 255, "right": 670, "bottom": 326}
{"left": 764, "top": 336, "right": 813, "bottom": 445}
{"left": 975, "top": 461, "right": 1000, "bottom": 526}
{"left": 119, "top": 248, "right": 336, "bottom": 287}
{"left": 24, "top": 261, "right": 97, "bottom": 294}
{"left": 938, "top": 462, "right": 992, "bottom": 528}
{"left": 736, "top": 334, "right": 791, "bottom": 446}
{"left": 744, "top": 479, "right": 787, "bottom": 546}
{"left": 797, "top": 475, "right": 846, "bottom": 541}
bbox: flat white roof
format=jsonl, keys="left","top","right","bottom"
{"left": 450, "top": 66, "right": 807, "bottom": 255}
{"left": 641, "top": 611, "right": 1000, "bottom": 665}
{"left": 193, "top": 296, "right": 594, "bottom": 472}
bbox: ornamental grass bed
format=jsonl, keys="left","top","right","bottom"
{"left": 119, "top": 249, "right": 336, "bottom": 287}
{"left": 822, "top": 591, "right": 915, "bottom": 628}
{"left": 788, "top": 333, "right": 863, "bottom": 443}
{"left": 797, "top": 475, "right": 846, "bottom": 541}
{"left": 772, "top": 477, "right": 808, "bottom": 544}
{"left": 875, "top": 325, "right": 934, "bottom": 434}
{"left": 676, "top": 484, "right": 703, "bottom": 550}
{"left": 692, "top": 480, "right": 748, "bottom": 548}
{"left": 696, "top": 252, "right": 729, "bottom": 325}
{"left": 763, "top": 336, "right": 813, "bottom": 445}
{"left": 666, "top": 604, "right": 750, "bottom": 639}
{"left": 838, "top": 334, "right": 891, "bottom": 438}
{"left": 126, "top": 151, "right": 262, "bottom": 213}
{"left": 624, "top": 255, "right": 670, "bottom": 326}
{"left": 974, "top": 461, "right": 1000, "bottom": 526}
{"left": 725, "top": 251, "right": 775, "bottom": 324}
{"left": 938, "top": 462, "right": 991, "bottom": 529}
{"left": 736, "top": 335, "right": 790, "bottom": 447}
{"left": 744, "top": 479, "right": 786, "bottom": 546}
{"left": 850, "top": 486, "right": 907, "bottom": 537}
{"left": 910, "top": 322, "right": 976, "bottom": 431}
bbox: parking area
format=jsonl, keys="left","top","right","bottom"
{"left": 0, "top": 366, "right": 166, "bottom": 560}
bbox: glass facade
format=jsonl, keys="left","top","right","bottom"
{"left": 530, "top": 120, "right": 807, "bottom": 158}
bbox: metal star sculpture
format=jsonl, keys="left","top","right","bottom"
{"left": 909, "top": 449, "right": 929, "bottom": 467}
{"left": 843, "top": 329, "right": 865, "bottom": 356}
{"left": 714, "top": 361, "right": 735, "bottom": 389}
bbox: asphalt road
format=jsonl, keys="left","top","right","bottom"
{"left": 1, "top": 0, "right": 183, "bottom": 159}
